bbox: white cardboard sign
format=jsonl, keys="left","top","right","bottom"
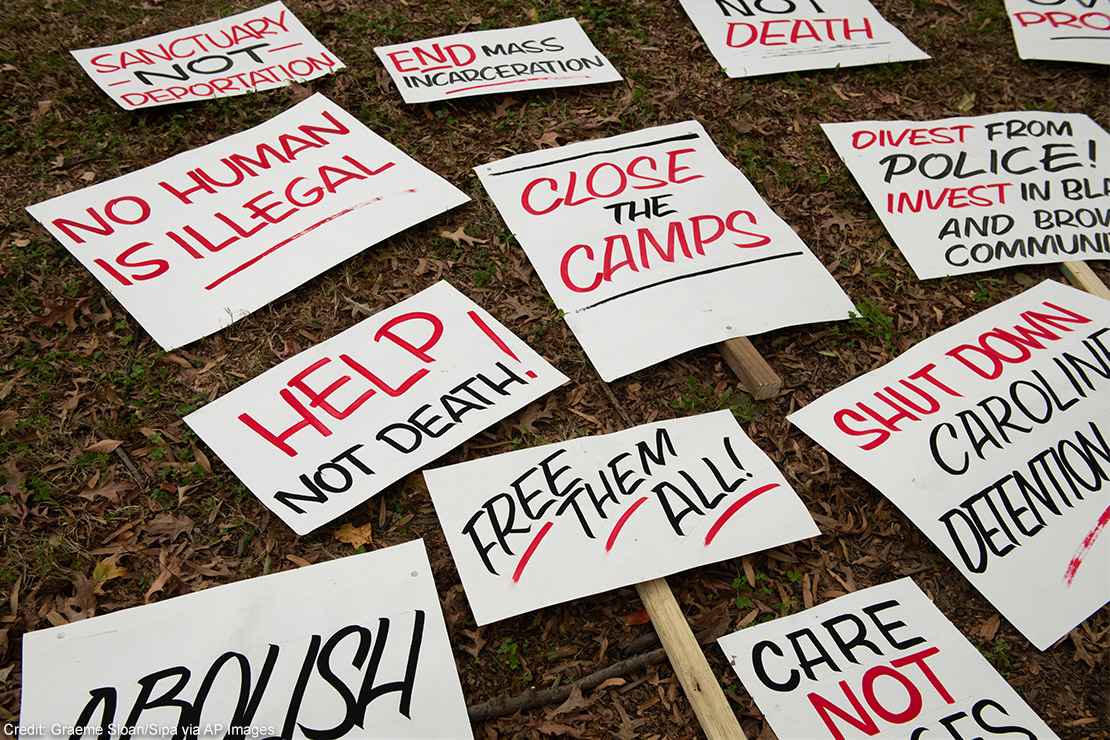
{"left": 677, "top": 0, "right": 928, "bottom": 78}
{"left": 1004, "top": 0, "right": 1109, "bottom": 66}
{"left": 823, "top": 111, "right": 1110, "bottom": 280}
{"left": 790, "top": 281, "right": 1110, "bottom": 650}
{"left": 719, "top": 578, "right": 1058, "bottom": 740}
{"left": 71, "top": 2, "right": 344, "bottom": 109}
{"left": 427, "top": 410, "right": 820, "bottom": 625}
{"left": 26, "top": 94, "right": 469, "bottom": 350}
{"left": 20, "top": 540, "right": 474, "bottom": 739}
{"left": 186, "top": 281, "right": 568, "bottom": 535}
{"left": 475, "top": 121, "right": 854, "bottom": 381}
{"left": 375, "top": 18, "right": 622, "bottom": 104}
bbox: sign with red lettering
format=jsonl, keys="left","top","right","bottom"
{"left": 475, "top": 121, "right": 854, "bottom": 381}
{"left": 375, "top": 18, "right": 622, "bottom": 104}
{"left": 185, "top": 281, "right": 567, "bottom": 535}
{"left": 426, "top": 411, "right": 819, "bottom": 624}
{"left": 790, "top": 281, "right": 1110, "bottom": 649}
{"left": 1004, "top": 0, "right": 1109, "bottom": 66}
{"left": 719, "top": 578, "right": 1058, "bottom": 740}
{"left": 20, "top": 540, "right": 474, "bottom": 739}
{"left": 677, "top": 0, "right": 927, "bottom": 77}
{"left": 26, "top": 95, "right": 468, "bottom": 350}
{"left": 71, "top": 2, "right": 343, "bottom": 109}
{"left": 823, "top": 111, "right": 1110, "bottom": 279}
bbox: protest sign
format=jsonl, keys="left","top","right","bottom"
{"left": 71, "top": 2, "right": 343, "bottom": 109}
{"left": 475, "top": 121, "right": 854, "bottom": 382}
{"left": 677, "top": 0, "right": 928, "bottom": 78}
{"left": 426, "top": 410, "right": 819, "bottom": 625}
{"left": 20, "top": 540, "right": 474, "bottom": 740}
{"left": 1004, "top": 0, "right": 1109, "bottom": 66}
{"left": 790, "top": 280, "right": 1110, "bottom": 650}
{"left": 186, "top": 281, "right": 567, "bottom": 535}
{"left": 823, "top": 111, "right": 1110, "bottom": 280}
{"left": 375, "top": 18, "right": 622, "bottom": 104}
{"left": 26, "top": 94, "right": 469, "bottom": 351}
{"left": 718, "top": 578, "right": 1058, "bottom": 740}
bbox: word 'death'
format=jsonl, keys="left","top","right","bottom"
{"left": 26, "top": 95, "right": 468, "bottom": 350}
{"left": 71, "top": 2, "right": 344, "bottom": 109}
{"left": 677, "top": 0, "right": 928, "bottom": 78}
{"left": 20, "top": 540, "right": 474, "bottom": 739}
{"left": 719, "top": 578, "right": 1058, "bottom": 740}
{"left": 790, "top": 281, "right": 1110, "bottom": 650}
{"left": 186, "top": 281, "right": 567, "bottom": 535}
{"left": 476, "top": 121, "right": 854, "bottom": 381}
{"left": 375, "top": 18, "right": 622, "bottom": 104}
{"left": 427, "top": 411, "right": 819, "bottom": 625}
{"left": 823, "top": 111, "right": 1110, "bottom": 279}
{"left": 1004, "top": 0, "right": 1109, "bottom": 66}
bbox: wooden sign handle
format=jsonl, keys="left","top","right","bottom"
{"left": 1061, "top": 261, "right": 1110, "bottom": 299}
{"left": 718, "top": 337, "right": 782, "bottom": 400}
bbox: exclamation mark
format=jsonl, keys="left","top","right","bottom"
{"left": 1090, "top": 140, "right": 1098, "bottom": 168}
{"left": 467, "top": 310, "right": 538, "bottom": 379}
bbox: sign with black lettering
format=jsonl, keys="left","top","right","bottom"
{"left": 677, "top": 0, "right": 928, "bottom": 77}
{"left": 19, "top": 540, "right": 473, "bottom": 739}
{"left": 718, "top": 578, "right": 1058, "bottom": 739}
{"left": 71, "top": 2, "right": 343, "bottom": 109}
{"left": 475, "top": 121, "right": 854, "bottom": 381}
{"left": 823, "top": 111, "right": 1110, "bottom": 279}
{"left": 1004, "top": 0, "right": 1109, "bottom": 66}
{"left": 790, "top": 281, "right": 1110, "bottom": 649}
{"left": 375, "top": 18, "right": 622, "bottom": 103}
{"left": 185, "top": 281, "right": 568, "bottom": 535}
{"left": 427, "top": 411, "right": 819, "bottom": 624}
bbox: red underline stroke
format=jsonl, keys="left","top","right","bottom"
{"left": 605, "top": 496, "right": 650, "bottom": 552}
{"left": 512, "top": 521, "right": 553, "bottom": 583}
{"left": 268, "top": 42, "right": 304, "bottom": 53}
{"left": 1063, "top": 502, "right": 1110, "bottom": 586}
{"left": 704, "top": 483, "right": 780, "bottom": 546}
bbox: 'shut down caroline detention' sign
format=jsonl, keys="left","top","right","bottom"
{"left": 20, "top": 540, "right": 475, "bottom": 739}
{"left": 476, "top": 121, "right": 855, "bottom": 382}
{"left": 677, "top": 0, "right": 928, "bottom": 78}
{"left": 71, "top": 2, "right": 343, "bottom": 109}
{"left": 426, "top": 411, "right": 819, "bottom": 625}
{"left": 26, "top": 95, "right": 468, "bottom": 350}
{"left": 186, "top": 281, "right": 567, "bottom": 535}
{"left": 718, "top": 579, "right": 1058, "bottom": 740}
{"left": 1004, "top": 0, "right": 1109, "bottom": 66}
{"left": 790, "top": 281, "right": 1110, "bottom": 650}
{"left": 375, "top": 18, "right": 622, "bottom": 104}
{"left": 823, "top": 111, "right": 1110, "bottom": 279}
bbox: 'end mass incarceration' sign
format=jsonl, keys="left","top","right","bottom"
{"left": 790, "top": 281, "right": 1110, "bottom": 650}
{"left": 1004, "top": 0, "right": 1109, "bottom": 66}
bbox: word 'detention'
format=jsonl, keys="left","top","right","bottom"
{"left": 26, "top": 94, "right": 468, "bottom": 350}
{"left": 1004, "top": 0, "right": 1109, "bottom": 66}
{"left": 19, "top": 540, "right": 474, "bottom": 740}
{"left": 427, "top": 410, "right": 819, "bottom": 625}
{"left": 677, "top": 0, "right": 928, "bottom": 78}
{"left": 375, "top": 18, "right": 622, "bottom": 104}
{"left": 476, "top": 121, "right": 854, "bottom": 381}
{"left": 186, "top": 281, "right": 568, "bottom": 535}
{"left": 719, "top": 578, "right": 1058, "bottom": 740}
{"left": 71, "top": 2, "right": 344, "bottom": 109}
{"left": 791, "top": 280, "right": 1110, "bottom": 650}
{"left": 823, "top": 111, "right": 1110, "bottom": 279}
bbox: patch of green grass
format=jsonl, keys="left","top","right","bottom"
{"left": 672, "top": 377, "right": 764, "bottom": 423}
{"left": 849, "top": 298, "right": 895, "bottom": 349}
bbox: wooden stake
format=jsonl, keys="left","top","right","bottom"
{"left": 1061, "top": 261, "right": 1110, "bottom": 300}
{"left": 718, "top": 337, "right": 782, "bottom": 400}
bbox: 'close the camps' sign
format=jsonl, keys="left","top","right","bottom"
{"left": 426, "top": 410, "right": 819, "bottom": 625}
{"left": 1003, "top": 0, "right": 1109, "bottom": 66}
{"left": 823, "top": 111, "right": 1110, "bottom": 279}
{"left": 375, "top": 18, "right": 622, "bottom": 104}
{"left": 790, "top": 280, "right": 1110, "bottom": 650}
{"left": 677, "top": 0, "right": 928, "bottom": 77}
{"left": 186, "top": 281, "right": 567, "bottom": 535}
{"left": 476, "top": 121, "right": 854, "bottom": 381}
{"left": 71, "top": 2, "right": 344, "bottom": 109}
{"left": 20, "top": 540, "right": 474, "bottom": 739}
{"left": 718, "top": 578, "right": 1058, "bottom": 740}
{"left": 26, "top": 94, "right": 468, "bottom": 350}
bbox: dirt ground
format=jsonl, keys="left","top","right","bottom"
{"left": 0, "top": 0, "right": 1107, "bottom": 737}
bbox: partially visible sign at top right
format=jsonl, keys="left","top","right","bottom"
{"left": 1004, "top": 0, "right": 1110, "bottom": 66}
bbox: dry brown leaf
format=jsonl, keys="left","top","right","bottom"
{"left": 438, "top": 226, "right": 487, "bottom": 246}
{"left": 85, "top": 439, "right": 122, "bottom": 454}
{"left": 91, "top": 555, "right": 127, "bottom": 595}
{"left": 334, "top": 521, "right": 374, "bottom": 550}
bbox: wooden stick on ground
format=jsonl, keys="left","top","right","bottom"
{"left": 718, "top": 337, "right": 782, "bottom": 400}
{"left": 1061, "top": 261, "right": 1110, "bottom": 300}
